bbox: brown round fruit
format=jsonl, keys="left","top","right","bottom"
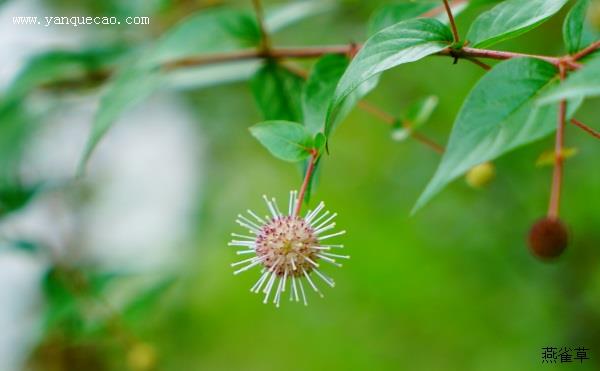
{"left": 528, "top": 218, "right": 568, "bottom": 260}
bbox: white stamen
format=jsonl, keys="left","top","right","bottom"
{"left": 274, "top": 277, "right": 284, "bottom": 307}
{"left": 305, "top": 202, "right": 325, "bottom": 223}
{"left": 312, "top": 246, "right": 331, "bottom": 250}
{"left": 309, "top": 211, "right": 330, "bottom": 228}
{"left": 319, "top": 230, "right": 346, "bottom": 240}
{"left": 263, "top": 272, "right": 277, "bottom": 303}
{"left": 304, "top": 256, "right": 319, "bottom": 267}
{"left": 235, "top": 220, "right": 259, "bottom": 234}
{"left": 263, "top": 195, "right": 278, "bottom": 218}
{"left": 237, "top": 214, "right": 261, "bottom": 230}
{"left": 314, "top": 212, "right": 337, "bottom": 231}
{"left": 271, "top": 198, "right": 283, "bottom": 216}
{"left": 302, "top": 269, "right": 323, "bottom": 297}
{"left": 290, "top": 275, "right": 298, "bottom": 302}
{"left": 282, "top": 269, "right": 288, "bottom": 292}
{"left": 316, "top": 254, "right": 343, "bottom": 267}
{"left": 231, "top": 233, "right": 255, "bottom": 240}
{"left": 313, "top": 268, "right": 335, "bottom": 288}
{"left": 314, "top": 222, "right": 336, "bottom": 235}
{"left": 228, "top": 241, "right": 255, "bottom": 247}
{"left": 236, "top": 250, "right": 255, "bottom": 255}
{"left": 231, "top": 256, "right": 258, "bottom": 267}
{"left": 290, "top": 256, "right": 296, "bottom": 271}
{"left": 251, "top": 271, "right": 270, "bottom": 292}
{"left": 247, "top": 209, "right": 266, "bottom": 224}
{"left": 288, "top": 191, "right": 294, "bottom": 215}
{"left": 233, "top": 258, "right": 264, "bottom": 275}
{"left": 319, "top": 244, "right": 344, "bottom": 249}
{"left": 297, "top": 278, "right": 308, "bottom": 305}
{"left": 320, "top": 252, "right": 350, "bottom": 259}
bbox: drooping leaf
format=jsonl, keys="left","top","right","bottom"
{"left": 251, "top": 62, "right": 304, "bottom": 122}
{"left": 538, "top": 57, "right": 600, "bottom": 105}
{"left": 78, "top": 64, "right": 163, "bottom": 174}
{"left": 328, "top": 18, "right": 452, "bottom": 137}
{"left": 414, "top": 58, "right": 580, "bottom": 213}
{"left": 266, "top": 0, "right": 335, "bottom": 32}
{"left": 466, "top": 0, "right": 569, "bottom": 48}
{"left": 563, "top": 0, "right": 599, "bottom": 54}
{"left": 302, "top": 54, "right": 349, "bottom": 135}
{"left": 368, "top": 1, "right": 468, "bottom": 35}
{"left": 6, "top": 47, "right": 123, "bottom": 101}
{"left": 249, "top": 121, "right": 314, "bottom": 162}
{"left": 79, "top": 9, "right": 261, "bottom": 173}
{"left": 0, "top": 183, "right": 39, "bottom": 218}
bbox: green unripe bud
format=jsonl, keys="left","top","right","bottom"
{"left": 465, "top": 162, "right": 495, "bottom": 189}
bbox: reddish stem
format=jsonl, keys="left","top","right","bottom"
{"left": 548, "top": 65, "right": 567, "bottom": 220}
{"left": 571, "top": 118, "right": 600, "bottom": 140}
{"left": 572, "top": 40, "right": 600, "bottom": 61}
{"left": 442, "top": 0, "right": 460, "bottom": 43}
{"left": 294, "top": 150, "right": 319, "bottom": 216}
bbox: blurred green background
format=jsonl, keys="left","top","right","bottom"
{"left": 0, "top": 0, "right": 599, "bottom": 370}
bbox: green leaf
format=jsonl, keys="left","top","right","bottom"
{"left": 6, "top": 47, "right": 123, "bottom": 101}
{"left": 538, "top": 57, "right": 600, "bottom": 105}
{"left": 302, "top": 54, "right": 349, "bottom": 135}
{"left": 563, "top": 0, "right": 598, "bottom": 54}
{"left": 466, "top": 0, "right": 569, "bottom": 48}
{"left": 250, "top": 121, "right": 314, "bottom": 162}
{"left": 78, "top": 64, "right": 163, "bottom": 174}
{"left": 414, "top": 58, "right": 580, "bottom": 213}
{"left": 80, "top": 9, "right": 260, "bottom": 173}
{"left": 328, "top": 18, "right": 452, "bottom": 137}
{"left": 266, "top": 0, "right": 335, "bottom": 32}
{"left": 393, "top": 95, "right": 439, "bottom": 142}
{"left": 368, "top": 1, "right": 468, "bottom": 35}
{"left": 368, "top": 3, "right": 438, "bottom": 35}
{"left": 0, "top": 101, "right": 33, "bottom": 180}
{"left": 151, "top": 9, "right": 260, "bottom": 64}
{"left": 0, "top": 183, "right": 38, "bottom": 218}
{"left": 251, "top": 62, "right": 304, "bottom": 122}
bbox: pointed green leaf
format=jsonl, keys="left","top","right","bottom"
{"left": 466, "top": 0, "right": 569, "bottom": 48}
{"left": 328, "top": 18, "right": 452, "bottom": 137}
{"left": 302, "top": 54, "right": 349, "bottom": 135}
{"left": 414, "top": 58, "right": 580, "bottom": 213}
{"left": 538, "top": 57, "right": 600, "bottom": 105}
{"left": 251, "top": 62, "right": 304, "bottom": 122}
{"left": 250, "top": 121, "right": 314, "bottom": 162}
{"left": 564, "top": 0, "right": 599, "bottom": 54}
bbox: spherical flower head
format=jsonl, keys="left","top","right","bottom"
{"left": 229, "top": 191, "right": 348, "bottom": 307}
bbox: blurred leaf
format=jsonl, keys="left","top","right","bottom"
{"left": 368, "top": 3, "right": 437, "bottom": 35}
{"left": 368, "top": 1, "right": 468, "bottom": 36}
{"left": 0, "top": 183, "right": 39, "bottom": 217}
{"left": 165, "top": 60, "right": 260, "bottom": 90}
{"left": 302, "top": 54, "right": 349, "bottom": 135}
{"left": 5, "top": 47, "right": 123, "bottom": 100}
{"left": 414, "top": 58, "right": 581, "bottom": 213}
{"left": 392, "top": 95, "right": 438, "bottom": 142}
{"left": 0, "top": 101, "right": 33, "bottom": 180}
{"left": 538, "top": 57, "right": 600, "bottom": 105}
{"left": 123, "top": 277, "right": 176, "bottom": 323}
{"left": 80, "top": 9, "right": 261, "bottom": 173}
{"left": 249, "top": 121, "right": 314, "bottom": 162}
{"left": 266, "top": 0, "right": 335, "bottom": 32}
{"left": 328, "top": 18, "right": 452, "bottom": 138}
{"left": 151, "top": 9, "right": 260, "bottom": 64}
{"left": 251, "top": 62, "right": 304, "bottom": 122}
{"left": 78, "top": 64, "right": 163, "bottom": 175}
{"left": 536, "top": 147, "right": 578, "bottom": 167}
{"left": 41, "top": 268, "right": 85, "bottom": 336}
{"left": 563, "top": 0, "right": 599, "bottom": 54}
{"left": 466, "top": 0, "right": 569, "bottom": 48}
{"left": 0, "top": 239, "right": 39, "bottom": 253}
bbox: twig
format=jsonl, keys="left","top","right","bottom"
{"left": 442, "top": 0, "right": 460, "bottom": 43}
{"left": 548, "top": 65, "right": 567, "bottom": 220}
{"left": 572, "top": 40, "right": 600, "bottom": 61}
{"left": 295, "top": 150, "right": 319, "bottom": 215}
{"left": 571, "top": 118, "right": 600, "bottom": 140}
